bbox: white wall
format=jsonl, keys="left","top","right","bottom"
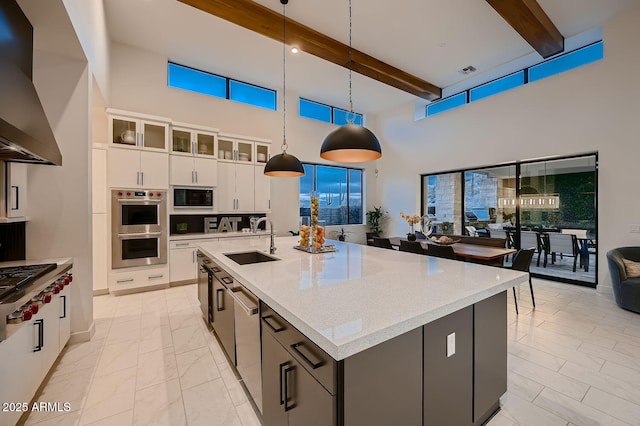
{"left": 375, "top": 7, "right": 640, "bottom": 288}
{"left": 62, "top": 0, "right": 110, "bottom": 104}
{"left": 28, "top": 49, "right": 93, "bottom": 338}
{"left": 109, "top": 42, "right": 379, "bottom": 237}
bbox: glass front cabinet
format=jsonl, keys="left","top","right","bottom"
{"left": 108, "top": 109, "right": 170, "bottom": 152}
{"left": 171, "top": 122, "right": 218, "bottom": 158}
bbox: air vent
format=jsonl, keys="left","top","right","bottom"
{"left": 459, "top": 65, "right": 477, "bottom": 74}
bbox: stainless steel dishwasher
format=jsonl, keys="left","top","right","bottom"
{"left": 230, "top": 286, "right": 262, "bottom": 413}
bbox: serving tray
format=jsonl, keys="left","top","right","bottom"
{"left": 293, "top": 245, "right": 337, "bottom": 254}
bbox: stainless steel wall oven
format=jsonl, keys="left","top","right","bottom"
{"left": 112, "top": 190, "right": 167, "bottom": 268}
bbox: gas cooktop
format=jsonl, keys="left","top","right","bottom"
{"left": 0, "top": 263, "right": 57, "bottom": 303}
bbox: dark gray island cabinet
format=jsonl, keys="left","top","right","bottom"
{"left": 260, "top": 292, "right": 507, "bottom": 426}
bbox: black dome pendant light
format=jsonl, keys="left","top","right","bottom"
{"left": 264, "top": 0, "right": 305, "bottom": 177}
{"left": 320, "top": 0, "right": 381, "bottom": 163}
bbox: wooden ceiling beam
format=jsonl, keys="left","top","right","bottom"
{"left": 177, "top": 0, "right": 442, "bottom": 101}
{"left": 486, "top": 0, "right": 564, "bottom": 58}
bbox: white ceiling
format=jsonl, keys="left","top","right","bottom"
{"left": 103, "top": 0, "right": 639, "bottom": 114}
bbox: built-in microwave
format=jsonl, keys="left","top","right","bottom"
{"left": 173, "top": 187, "right": 214, "bottom": 209}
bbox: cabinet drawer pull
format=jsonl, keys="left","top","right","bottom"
{"left": 279, "top": 362, "right": 288, "bottom": 405}
{"left": 117, "top": 278, "right": 134, "bottom": 283}
{"left": 263, "top": 315, "right": 285, "bottom": 333}
{"left": 291, "top": 342, "right": 323, "bottom": 369}
{"left": 34, "top": 319, "right": 44, "bottom": 352}
{"left": 216, "top": 288, "right": 224, "bottom": 311}
{"left": 60, "top": 295, "right": 67, "bottom": 319}
{"left": 284, "top": 365, "right": 295, "bottom": 412}
{"left": 148, "top": 274, "right": 164, "bottom": 280}
{"left": 176, "top": 242, "right": 190, "bottom": 246}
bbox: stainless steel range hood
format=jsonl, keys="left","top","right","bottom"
{"left": 0, "top": 0, "right": 62, "bottom": 166}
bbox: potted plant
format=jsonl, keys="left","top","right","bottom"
{"left": 400, "top": 212, "right": 421, "bottom": 241}
{"left": 366, "top": 206, "right": 386, "bottom": 234}
{"left": 337, "top": 227, "right": 348, "bottom": 241}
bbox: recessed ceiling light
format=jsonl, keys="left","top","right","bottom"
{"left": 290, "top": 47, "right": 299, "bottom": 54}
{"left": 459, "top": 65, "right": 477, "bottom": 74}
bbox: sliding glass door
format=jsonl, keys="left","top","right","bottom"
{"left": 421, "top": 153, "right": 597, "bottom": 286}
{"left": 518, "top": 156, "right": 597, "bottom": 284}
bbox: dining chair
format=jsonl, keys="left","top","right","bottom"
{"left": 509, "top": 248, "right": 535, "bottom": 315}
{"left": 520, "top": 230, "right": 543, "bottom": 266}
{"left": 465, "top": 226, "right": 478, "bottom": 237}
{"left": 425, "top": 244, "right": 457, "bottom": 260}
{"left": 372, "top": 237, "right": 394, "bottom": 250}
{"left": 365, "top": 232, "right": 379, "bottom": 246}
{"left": 399, "top": 240, "right": 426, "bottom": 255}
{"left": 546, "top": 233, "right": 580, "bottom": 272}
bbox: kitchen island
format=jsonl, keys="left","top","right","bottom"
{"left": 198, "top": 236, "right": 528, "bottom": 425}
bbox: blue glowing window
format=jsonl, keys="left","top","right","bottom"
{"left": 299, "top": 98, "right": 332, "bottom": 122}
{"left": 333, "top": 108, "right": 363, "bottom": 126}
{"left": 529, "top": 41, "right": 604, "bottom": 82}
{"left": 469, "top": 71, "right": 525, "bottom": 102}
{"left": 168, "top": 63, "right": 226, "bottom": 98}
{"left": 229, "top": 80, "right": 277, "bottom": 110}
{"left": 426, "top": 93, "right": 468, "bottom": 116}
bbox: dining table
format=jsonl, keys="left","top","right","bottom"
{"left": 389, "top": 237, "right": 516, "bottom": 265}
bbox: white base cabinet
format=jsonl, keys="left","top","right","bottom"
{"left": 108, "top": 264, "right": 170, "bottom": 295}
{"left": 0, "top": 286, "right": 71, "bottom": 426}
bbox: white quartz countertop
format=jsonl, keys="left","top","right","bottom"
{"left": 198, "top": 237, "right": 527, "bottom": 360}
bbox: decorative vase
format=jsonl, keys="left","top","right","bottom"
{"left": 407, "top": 233, "right": 417, "bottom": 241}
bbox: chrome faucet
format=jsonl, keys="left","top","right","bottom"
{"left": 254, "top": 217, "right": 276, "bottom": 254}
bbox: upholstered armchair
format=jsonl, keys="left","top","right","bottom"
{"left": 606, "top": 247, "right": 640, "bottom": 314}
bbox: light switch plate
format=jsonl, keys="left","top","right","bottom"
{"left": 447, "top": 332, "right": 456, "bottom": 357}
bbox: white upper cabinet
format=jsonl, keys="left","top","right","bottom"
{"left": 217, "top": 134, "right": 270, "bottom": 165}
{"left": 108, "top": 109, "right": 170, "bottom": 152}
{"left": 170, "top": 123, "right": 219, "bottom": 187}
{"left": 254, "top": 166, "right": 271, "bottom": 212}
{"left": 7, "top": 162, "right": 28, "bottom": 218}
{"left": 170, "top": 122, "right": 218, "bottom": 158}
{"left": 108, "top": 148, "right": 168, "bottom": 189}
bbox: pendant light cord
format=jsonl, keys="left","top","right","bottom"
{"left": 348, "top": 0, "right": 353, "bottom": 114}
{"left": 282, "top": 0, "right": 288, "bottom": 153}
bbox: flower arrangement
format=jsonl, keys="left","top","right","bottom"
{"left": 400, "top": 212, "right": 421, "bottom": 240}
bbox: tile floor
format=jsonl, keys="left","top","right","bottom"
{"left": 23, "top": 279, "right": 640, "bottom": 426}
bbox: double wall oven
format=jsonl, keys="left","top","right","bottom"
{"left": 111, "top": 189, "right": 167, "bottom": 268}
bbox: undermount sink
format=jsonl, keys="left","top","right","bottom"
{"left": 225, "top": 251, "right": 279, "bottom": 265}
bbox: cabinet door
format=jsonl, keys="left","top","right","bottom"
{"left": 195, "top": 131, "right": 216, "bottom": 158}
{"left": 140, "top": 151, "right": 169, "bottom": 189}
{"left": 217, "top": 162, "right": 236, "bottom": 212}
{"left": 171, "top": 128, "right": 192, "bottom": 155}
{"left": 141, "top": 120, "right": 168, "bottom": 151}
{"left": 194, "top": 158, "right": 218, "bottom": 187}
{"left": 423, "top": 306, "right": 473, "bottom": 426}
{"left": 236, "top": 140, "right": 253, "bottom": 163}
{"left": 41, "top": 299, "right": 61, "bottom": 379}
{"left": 110, "top": 116, "right": 139, "bottom": 148}
{"left": 58, "top": 286, "right": 71, "bottom": 348}
{"left": 7, "top": 162, "right": 28, "bottom": 217}
{"left": 108, "top": 148, "right": 140, "bottom": 188}
{"left": 254, "top": 166, "right": 270, "bottom": 212}
{"left": 235, "top": 163, "right": 255, "bottom": 212}
{"left": 261, "top": 330, "right": 290, "bottom": 426}
{"left": 255, "top": 142, "right": 270, "bottom": 165}
{"left": 170, "top": 247, "right": 197, "bottom": 283}
{"left": 287, "top": 359, "right": 337, "bottom": 426}
{"left": 170, "top": 155, "right": 196, "bottom": 186}
{"left": 92, "top": 213, "right": 108, "bottom": 293}
{"left": 0, "top": 322, "right": 34, "bottom": 426}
